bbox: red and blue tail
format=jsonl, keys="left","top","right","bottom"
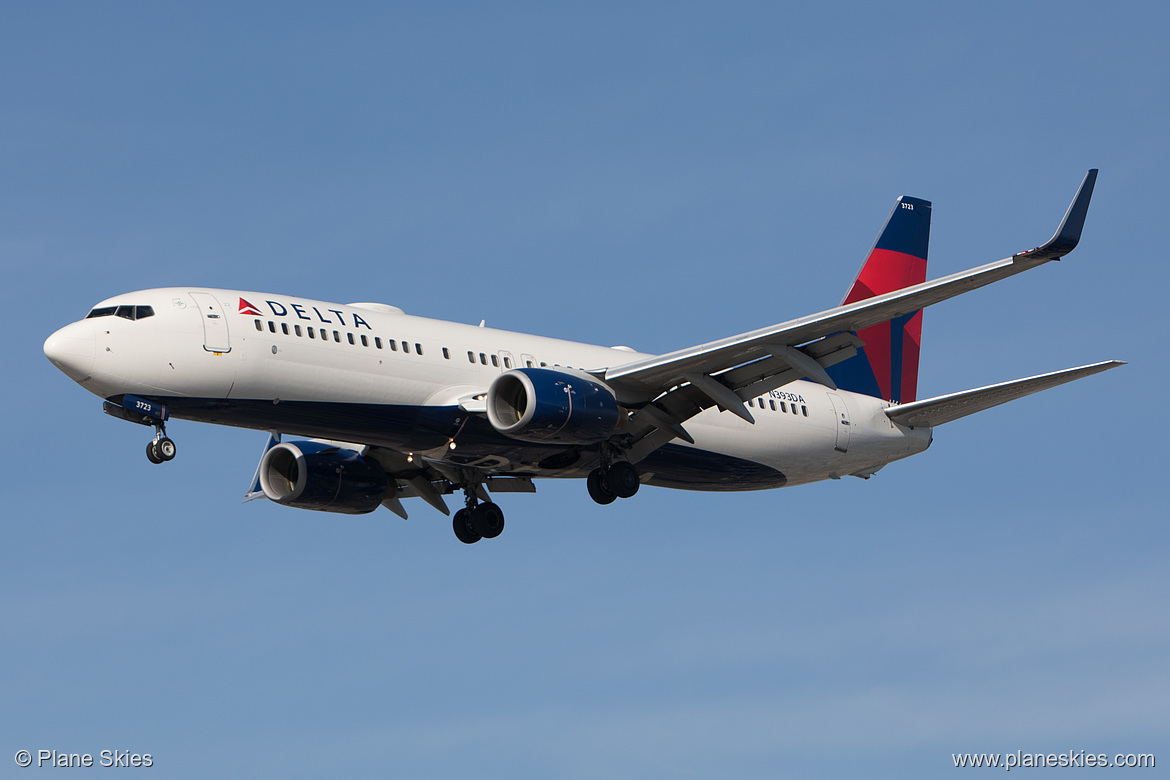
{"left": 826, "top": 195, "right": 931, "bottom": 403}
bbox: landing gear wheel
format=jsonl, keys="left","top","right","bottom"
{"left": 471, "top": 502, "right": 505, "bottom": 539}
{"left": 453, "top": 509, "right": 481, "bottom": 544}
{"left": 146, "top": 440, "right": 164, "bottom": 464}
{"left": 156, "top": 437, "right": 177, "bottom": 461}
{"left": 587, "top": 468, "right": 617, "bottom": 505}
{"left": 607, "top": 460, "right": 640, "bottom": 499}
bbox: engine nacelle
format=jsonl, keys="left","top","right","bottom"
{"left": 486, "top": 367, "right": 621, "bottom": 445}
{"left": 258, "top": 441, "right": 388, "bottom": 514}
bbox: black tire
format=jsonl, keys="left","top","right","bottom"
{"left": 607, "top": 461, "right": 640, "bottom": 499}
{"left": 453, "top": 509, "right": 481, "bottom": 544}
{"left": 146, "top": 440, "right": 164, "bottom": 464}
{"left": 472, "top": 502, "right": 505, "bottom": 539}
{"left": 157, "top": 437, "right": 177, "bottom": 461}
{"left": 587, "top": 468, "right": 617, "bottom": 505}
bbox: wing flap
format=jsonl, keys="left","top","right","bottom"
{"left": 618, "top": 333, "right": 860, "bottom": 455}
{"left": 885, "top": 360, "right": 1124, "bottom": 428}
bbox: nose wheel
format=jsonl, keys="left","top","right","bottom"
{"left": 145, "top": 425, "right": 177, "bottom": 464}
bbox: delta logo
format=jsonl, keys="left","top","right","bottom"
{"left": 237, "top": 296, "right": 373, "bottom": 330}
{"left": 238, "top": 297, "right": 262, "bottom": 316}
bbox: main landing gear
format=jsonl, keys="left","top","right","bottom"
{"left": 145, "top": 425, "right": 177, "bottom": 465}
{"left": 587, "top": 460, "right": 640, "bottom": 505}
{"left": 452, "top": 483, "right": 505, "bottom": 545}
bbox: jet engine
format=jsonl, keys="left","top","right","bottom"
{"left": 258, "top": 441, "right": 388, "bottom": 514}
{"left": 486, "top": 367, "right": 621, "bottom": 445}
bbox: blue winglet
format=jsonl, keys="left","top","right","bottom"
{"left": 1016, "top": 169, "right": 1098, "bottom": 260}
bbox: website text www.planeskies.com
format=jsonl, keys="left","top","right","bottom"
{"left": 953, "top": 750, "right": 1154, "bottom": 770}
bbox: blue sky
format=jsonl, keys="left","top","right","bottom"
{"left": 2, "top": 3, "right": 1166, "bottom": 777}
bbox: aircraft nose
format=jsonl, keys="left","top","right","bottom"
{"left": 44, "top": 320, "right": 96, "bottom": 382}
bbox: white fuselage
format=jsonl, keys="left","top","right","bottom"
{"left": 44, "top": 288, "right": 932, "bottom": 490}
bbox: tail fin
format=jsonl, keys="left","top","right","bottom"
{"left": 826, "top": 195, "right": 931, "bottom": 403}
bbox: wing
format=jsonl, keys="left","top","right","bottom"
{"left": 598, "top": 170, "right": 1100, "bottom": 457}
{"left": 884, "top": 361, "right": 1124, "bottom": 428}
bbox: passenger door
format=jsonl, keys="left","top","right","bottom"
{"left": 189, "top": 292, "right": 231, "bottom": 353}
{"left": 827, "top": 392, "right": 851, "bottom": 453}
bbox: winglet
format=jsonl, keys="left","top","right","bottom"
{"left": 1016, "top": 169, "right": 1098, "bottom": 261}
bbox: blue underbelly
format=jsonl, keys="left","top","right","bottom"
{"left": 143, "top": 396, "right": 786, "bottom": 490}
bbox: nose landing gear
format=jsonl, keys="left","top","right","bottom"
{"left": 102, "top": 396, "right": 176, "bottom": 465}
{"left": 145, "top": 425, "right": 177, "bottom": 464}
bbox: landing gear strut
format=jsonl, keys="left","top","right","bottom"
{"left": 145, "top": 424, "right": 176, "bottom": 465}
{"left": 452, "top": 481, "right": 505, "bottom": 544}
{"left": 588, "top": 459, "right": 640, "bottom": 505}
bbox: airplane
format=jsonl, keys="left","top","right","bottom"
{"left": 44, "top": 170, "right": 1121, "bottom": 544}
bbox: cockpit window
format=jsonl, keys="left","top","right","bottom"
{"left": 86, "top": 305, "right": 155, "bottom": 321}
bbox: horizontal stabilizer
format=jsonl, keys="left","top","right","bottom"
{"left": 885, "top": 360, "right": 1124, "bottom": 428}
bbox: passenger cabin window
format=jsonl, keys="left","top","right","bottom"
{"left": 268, "top": 322, "right": 276, "bottom": 333}
{"left": 295, "top": 325, "right": 302, "bottom": 337}
{"left": 403, "top": 341, "right": 411, "bottom": 354}
{"left": 308, "top": 327, "right": 315, "bottom": 339}
{"left": 281, "top": 323, "right": 289, "bottom": 335}
{"left": 415, "top": 343, "right": 423, "bottom": 355}
{"left": 503, "top": 356, "right": 512, "bottom": 368}
{"left": 347, "top": 333, "right": 355, "bottom": 345}
{"left": 389, "top": 340, "right": 397, "bottom": 351}
{"left": 375, "top": 337, "right": 382, "bottom": 349}
{"left": 254, "top": 319, "right": 263, "bottom": 331}
{"left": 468, "top": 351, "right": 475, "bottom": 363}
{"left": 480, "top": 353, "right": 487, "bottom": 365}
{"left": 490, "top": 355, "right": 499, "bottom": 367}
{"left": 333, "top": 331, "right": 341, "bottom": 342}
{"left": 769, "top": 400, "right": 776, "bottom": 411}
{"left": 801, "top": 405, "right": 808, "bottom": 416}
